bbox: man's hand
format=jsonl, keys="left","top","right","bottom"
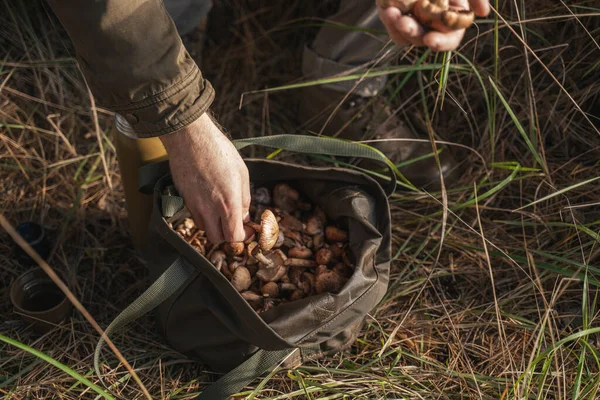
{"left": 160, "top": 113, "right": 251, "bottom": 245}
{"left": 377, "top": 0, "right": 490, "bottom": 52}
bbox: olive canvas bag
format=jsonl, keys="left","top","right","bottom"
{"left": 94, "top": 135, "right": 395, "bottom": 399}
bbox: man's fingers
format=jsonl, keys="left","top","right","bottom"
{"left": 220, "top": 200, "right": 246, "bottom": 243}
{"left": 241, "top": 167, "right": 251, "bottom": 218}
{"left": 468, "top": 0, "right": 491, "bottom": 17}
{"left": 378, "top": 7, "right": 408, "bottom": 45}
{"left": 192, "top": 212, "right": 206, "bottom": 232}
{"left": 395, "top": 16, "right": 426, "bottom": 46}
{"left": 423, "top": 28, "right": 465, "bottom": 52}
{"left": 201, "top": 213, "right": 225, "bottom": 245}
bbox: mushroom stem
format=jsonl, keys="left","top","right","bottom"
{"left": 255, "top": 252, "right": 274, "bottom": 267}
{"left": 285, "top": 259, "right": 318, "bottom": 268}
{"left": 245, "top": 221, "right": 262, "bottom": 232}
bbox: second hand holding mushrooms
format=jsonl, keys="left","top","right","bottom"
{"left": 377, "top": 0, "right": 475, "bottom": 30}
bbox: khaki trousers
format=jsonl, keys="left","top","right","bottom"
{"left": 117, "top": 0, "right": 389, "bottom": 250}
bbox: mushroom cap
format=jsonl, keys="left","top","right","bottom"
{"left": 256, "top": 264, "right": 288, "bottom": 283}
{"left": 305, "top": 216, "right": 324, "bottom": 235}
{"left": 441, "top": 9, "right": 474, "bottom": 30}
{"left": 226, "top": 242, "right": 245, "bottom": 256}
{"left": 325, "top": 226, "right": 348, "bottom": 243}
{"left": 210, "top": 250, "right": 227, "bottom": 266}
{"left": 258, "top": 249, "right": 287, "bottom": 269}
{"left": 261, "top": 282, "right": 279, "bottom": 297}
{"left": 259, "top": 209, "right": 280, "bottom": 251}
{"left": 315, "top": 248, "right": 333, "bottom": 265}
{"left": 273, "top": 184, "right": 299, "bottom": 212}
{"left": 288, "top": 247, "right": 313, "bottom": 259}
{"left": 315, "top": 270, "right": 345, "bottom": 294}
{"left": 231, "top": 266, "right": 252, "bottom": 292}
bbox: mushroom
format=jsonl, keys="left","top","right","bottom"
{"left": 288, "top": 247, "right": 313, "bottom": 260}
{"left": 183, "top": 217, "right": 195, "bottom": 231}
{"left": 441, "top": 9, "right": 475, "bottom": 30}
{"left": 224, "top": 242, "right": 245, "bottom": 256}
{"left": 298, "top": 272, "right": 316, "bottom": 295}
{"left": 241, "top": 290, "right": 263, "bottom": 302}
{"left": 279, "top": 213, "right": 305, "bottom": 232}
{"left": 315, "top": 268, "right": 346, "bottom": 295}
{"left": 412, "top": 0, "right": 447, "bottom": 25}
{"left": 273, "top": 183, "right": 299, "bottom": 213}
{"left": 313, "top": 233, "right": 325, "bottom": 250}
{"left": 285, "top": 258, "right": 318, "bottom": 268}
{"left": 378, "top": 0, "right": 475, "bottom": 30}
{"left": 190, "top": 238, "right": 206, "bottom": 255}
{"left": 289, "top": 289, "right": 305, "bottom": 301}
{"left": 261, "top": 298, "right": 277, "bottom": 313}
{"left": 261, "top": 282, "right": 279, "bottom": 298}
{"left": 273, "top": 231, "right": 285, "bottom": 248}
{"left": 289, "top": 267, "right": 304, "bottom": 287}
{"left": 231, "top": 251, "right": 248, "bottom": 267}
{"left": 241, "top": 291, "right": 263, "bottom": 311}
{"left": 305, "top": 215, "right": 324, "bottom": 236}
{"left": 279, "top": 282, "right": 298, "bottom": 294}
{"left": 329, "top": 243, "right": 343, "bottom": 260}
{"left": 254, "top": 187, "right": 271, "bottom": 205}
{"left": 333, "top": 262, "right": 353, "bottom": 279}
{"left": 231, "top": 266, "right": 252, "bottom": 292}
{"left": 246, "top": 209, "right": 280, "bottom": 251}
{"left": 315, "top": 248, "right": 333, "bottom": 266}
{"left": 283, "top": 230, "right": 304, "bottom": 244}
{"left": 256, "top": 250, "right": 288, "bottom": 282}
{"left": 325, "top": 226, "right": 348, "bottom": 243}
{"left": 257, "top": 264, "right": 288, "bottom": 282}
{"left": 210, "top": 250, "right": 227, "bottom": 272}
{"left": 304, "top": 237, "right": 314, "bottom": 249}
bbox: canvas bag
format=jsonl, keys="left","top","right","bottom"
{"left": 94, "top": 135, "right": 395, "bottom": 399}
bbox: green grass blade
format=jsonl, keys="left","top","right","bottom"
{"left": 488, "top": 77, "right": 545, "bottom": 169}
{"left": 241, "top": 64, "right": 469, "bottom": 96}
{"left": 438, "top": 51, "right": 451, "bottom": 108}
{"left": 0, "top": 334, "right": 115, "bottom": 400}
{"left": 515, "top": 176, "right": 600, "bottom": 210}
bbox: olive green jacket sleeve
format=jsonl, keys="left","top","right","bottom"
{"left": 47, "top": 0, "right": 214, "bottom": 138}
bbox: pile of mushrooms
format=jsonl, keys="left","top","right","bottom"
{"left": 171, "top": 183, "right": 353, "bottom": 313}
{"left": 377, "top": 0, "right": 475, "bottom": 30}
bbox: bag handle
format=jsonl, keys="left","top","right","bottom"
{"left": 138, "top": 134, "right": 403, "bottom": 196}
{"left": 93, "top": 255, "right": 305, "bottom": 399}
{"left": 231, "top": 134, "right": 400, "bottom": 195}
{"left": 93, "top": 257, "right": 194, "bottom": 387}
{"left": 193, "top": 347, "right": 297, "bottom": 400}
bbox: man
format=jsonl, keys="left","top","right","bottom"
{"left": 46, "top": 0, "right": 490, "bottom": 248}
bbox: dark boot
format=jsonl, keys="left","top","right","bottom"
{"left": 298, "top": 85, "right": 461, "bottom": 191}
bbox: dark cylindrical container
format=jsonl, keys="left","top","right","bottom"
{"left": 10, "top": 268, "right": 72, "bottom": 333}
{"left": 14, "top": 222, "right": 50, "bottom": 265}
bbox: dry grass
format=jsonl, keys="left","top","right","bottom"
{"left": 1, "top": 0, "right": 600, "bottom": 399}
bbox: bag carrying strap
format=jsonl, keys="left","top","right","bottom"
{"left": 94, "top": 257, "right": 301, "bottom": 399}
{"left": 194, "top": 348, "right": 297, "bottom": 400}
{"left": 93, "top": 257, "right": 194, "bottom": 385}
{"left": 138, "top": 134, "right": 402, "bottom": 196}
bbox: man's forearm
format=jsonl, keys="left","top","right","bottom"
{"left": 47, "top": 0, "right": 214, "bottom": 138}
